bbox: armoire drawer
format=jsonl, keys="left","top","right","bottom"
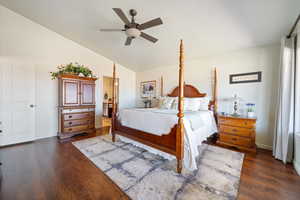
{"left": 63, "top": 112, "right": 93, "bottom": 121}
{"left": 63, "top": 125, "right": 89, "bottom": 133}
{"left": 64, "top": 119, "right": 93, "bottom": 128}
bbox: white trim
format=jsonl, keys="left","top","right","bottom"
{"left": 294, "top": 160, "right": 300, "bottom": 176}
{"left": 34, "top": 134, "right": 57, "bottom": 140}
{"left": 256, "top": 143, "right": 273, "bottom": 150}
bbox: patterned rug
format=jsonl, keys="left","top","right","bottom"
{"left": 73, "top": 136, "right": 244, "bottom": 200}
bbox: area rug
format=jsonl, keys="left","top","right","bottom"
{"left": 73, "top": 136, "right": 244, "bottom": 200}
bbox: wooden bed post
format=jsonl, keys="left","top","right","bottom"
{"left": 112, "top": 63, "right": 116, "bottom": 142}
{"left": 213, "top": 67, "right": 218, "bottom": 115}
{"left": 160, "top": 76, "right": 164, "bottom": 97}
{"left": 176, "top": 40, "right": 184, "bottom": 173}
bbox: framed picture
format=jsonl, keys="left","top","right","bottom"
{"left": 140, "top": 80, "right": 156, "bottom": 98}
{"left": 230, "top": 71, "right": 262, "bottom": 84}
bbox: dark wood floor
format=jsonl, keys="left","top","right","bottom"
{"left": 1, "top": 130, "right": 300, "bottom": 200}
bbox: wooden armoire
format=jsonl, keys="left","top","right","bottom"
{"left": 58, "top": 74, "right": 97, "bottom": 139}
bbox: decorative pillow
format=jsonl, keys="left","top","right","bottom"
{"left": 171, "top": 99, "right": 178, "bottom": 110}
{"left": 158, "top": 96, "right": 175, "bottom": 109}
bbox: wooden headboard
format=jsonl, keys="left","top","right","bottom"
{"left": 167, "top": 84, "right": 216, "bottom": 112}
{"left": 167, "top": 84, "right": 206, "bottom": 98}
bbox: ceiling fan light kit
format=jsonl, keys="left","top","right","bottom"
{"left": 125, "top": 28, "right": 141, "bottom": 38}
{"left": 100, "top": 8, "right": 163, "bottom": 46}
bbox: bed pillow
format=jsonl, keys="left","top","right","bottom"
{"left": 171, "top": 97, "right": 210, "bottom": 111}
{"left": 158, "top": 96, "right": 175, "bottom": 109}
{"left": 198, "top": 97, "right": 210, "bottom": 110}
{"left": 171, "top": 98, "right": 200, "bottom": 111}
{"left": 184, "top": 98, "right": 201, "bottom": 111}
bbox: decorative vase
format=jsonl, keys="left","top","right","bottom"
{"left": 246, "top": 103, "right": 255, "bottom": 118}
{"left": 247, "top": 112, "right": 255, "bottom": 118}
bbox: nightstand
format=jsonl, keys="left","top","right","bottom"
{"left": 217, "top": 114, "right": 257, "bottom": 153}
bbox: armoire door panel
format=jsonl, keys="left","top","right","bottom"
{"left": 63, "top": 80, "right": 80, "bottom": 106}
{"left": 81, "top": 81, "right": 95, "bottom": 105}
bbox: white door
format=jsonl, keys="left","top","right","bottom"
{"left": 0, "top": 63, "right": 36, "bottom": 146}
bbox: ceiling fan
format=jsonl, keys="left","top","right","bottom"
{"left": 100, "top": 8, "right": 163, "bottom": 46}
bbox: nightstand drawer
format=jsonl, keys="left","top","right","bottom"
{"left": 219, "top": 125, "right": 253, "bottom": 137}
{"left": 219, "top": 133, "right": 252, "bottom": 148}
{"left": 218, "top": 118, "right": 255, "bottom": 128}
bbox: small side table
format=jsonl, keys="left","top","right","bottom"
{"left": 217, "top": 114, "right": 257, "bottom": 153}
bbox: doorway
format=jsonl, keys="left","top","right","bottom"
{"left": 102, "top": 76, "right": 119, "bottom": 130}
{"left": 0, "top": 64, "right": 36, "bottom": 146}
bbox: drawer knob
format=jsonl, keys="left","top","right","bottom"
{"left": 69, "top": 116, "right": 72, "bottom": 118}
{"left": 231, "top": 138, "right": 237, "bottom": 141}
{"left": 69, "top": 122, "right": 72, "bottom": 125}
{"left": 69, "top": 128, "right": 72, "bottom": 131}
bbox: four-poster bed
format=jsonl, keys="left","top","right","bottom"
{"left": 111, "top": 40, "right": 217, "bottom": 173}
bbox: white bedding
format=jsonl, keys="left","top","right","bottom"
{"left": 117, "top": 108, "right": 218, "bottom": 170}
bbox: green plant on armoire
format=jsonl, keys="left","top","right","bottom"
{"left": 50, "top": 62, "right": 96, "bottom": 80}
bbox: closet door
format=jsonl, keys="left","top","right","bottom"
{"left": 80, "top": 81, "right": 95, "bottom": 105}
{"left": 0, "top": 64, "right": 36, "bottom": 146}
{"left": 62, "top": 79, "right": 80, "bottom": 106}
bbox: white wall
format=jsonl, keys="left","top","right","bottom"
{"left": 0, "top": 5, "right": 136, "bottom": 140}
{"left": 136, "top": 44, "right": 280, "bottom": 149}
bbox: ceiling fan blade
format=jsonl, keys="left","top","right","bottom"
{"left": 125, "top": 37, "right": 132, "bottom": 45}
{"left": 138, "top": 18, "right": 163, "bottom": 30}
{"left": 140, "top": 32, "right": 158, "bottom": 43}
{"left": 113, "top": 8, "right": 130, "bottom": 25}
{"left": 100, "top": 29, "right": 125, "bottom": 32}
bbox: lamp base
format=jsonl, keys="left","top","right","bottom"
{"left": 231, "top": 113, "right": 240, "bottom": 117}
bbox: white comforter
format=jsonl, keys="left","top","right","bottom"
{"left": 117, "top": 108, "right": 218, "bottom": 170}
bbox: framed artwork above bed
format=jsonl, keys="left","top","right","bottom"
{"left": 140, "top": 80, "right": 156, "bottom": 98}
{"left": 229, "top": 71, "right": 262, "bottom": 84}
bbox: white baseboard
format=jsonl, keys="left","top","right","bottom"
{"left": 34, "top": 133, "right": 57, "bottom": 140}
{"left": 256, "top": 143, "right": 273, "bottom": 150}
{"left": 294, "top": 160, "right": 300, "bottom": 176}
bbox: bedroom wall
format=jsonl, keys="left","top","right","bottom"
{"left": 136, "top": 44, "right": 280, "bottom": 149}
{"left": 0, "top": 5, "right": 136, "bottom": 140}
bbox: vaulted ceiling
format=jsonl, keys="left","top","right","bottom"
{"left": 0, "top": 0, "right": 299, "bottom": 71}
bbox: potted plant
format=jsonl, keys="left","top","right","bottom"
{"left": 50, "top": 62, "right": 96, "bottom": 80}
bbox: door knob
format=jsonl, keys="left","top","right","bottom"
{"left": 0, "top": 130, "right": 2, "bottom": 133}
{"left": 29, "top": 104, "right": 36, "bottom": 108}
